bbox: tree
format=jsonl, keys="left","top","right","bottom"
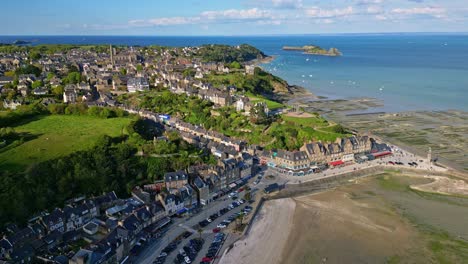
{"left": 244, "top": 185, "right": 252, "bottom": 202}
{"left": 235, "top": 211, "right": 245, "bottom": 229}
{"left": 332, "top": 124, "right": 348, "bottom": 134}
{"left": 88, "top": 106, "right": 102, "bottom": 117}
{"left": 31, "top": 80, "right": 43, "bottom": 89}
{"left": 46, "top": 72, "right": 55, "bottom": 81}
{"left": 136, "top": 64, "right": 143, "bottom": 72}
{"left": 182, "top": 68, "right": 196, "bottom": 77}
{"left": 100, "top": 108, "right": 116, "bottom": 119}
{"left": 52, "top": 85, "right": 64, "bottom": 97}
{"left": 6, "top": 90, "right": 16, "bottom": 100}
{"left": 29, "top": 51, "right": 41, "bottom": 61}
{"left": 120, "top": 68, "right": 127, "bottom": 75}
{"left": 15, "top": 64, "right": 41, "bottom": 77}
{"left": 64, "top": 72, "right": 81, "bottom": 84}
{"left": 47, "top": 103, "right": 66, "bottom": 114}
{"left": 197, "top": 228, "right": 203, "bottom": 239}
{"left": 229, "top": 61, "right": 241, "bottom": 69}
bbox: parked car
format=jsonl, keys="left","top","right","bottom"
{"left": 212, "top": 228, "right": 221, "bottom": 233}
{"left": 202, "top": 257, "right": 213, "bottom": 262}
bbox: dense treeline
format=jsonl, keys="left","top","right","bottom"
{"left": 0, "top": 136, "right": 143, "bottom": 225}
{"left": 197, "top": 44, "right": 266, "bottom": 63}
{"left": 204, "top": 67, "right": 287, "bottom": 96}
{"left": 0, "top": 103, "right": 128, "bottom": 128}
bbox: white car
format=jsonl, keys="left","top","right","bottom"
{"left": 206, "top": 218, "right": 212, "bottom": 223}
{"left": 184, "top": 256, "right": 191, "bottom": 263}
{"left": 217, "top": 223, "right": 227, "bottom": 228}
{"left": 228, "top": 192, "right": 237, "bottom": 198}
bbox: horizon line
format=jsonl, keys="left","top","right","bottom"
{"left": 1, "top": 31, "right": 468, "bottom": 37}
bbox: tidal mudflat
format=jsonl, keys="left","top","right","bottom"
{"left": 281, "top": 173, "right": 468, "bottom": 264}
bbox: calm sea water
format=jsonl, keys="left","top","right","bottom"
{"left": 1, "top": 34, "right": 467, "bottom": 112}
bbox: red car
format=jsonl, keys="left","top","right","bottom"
{"left": 238, "top": 188, "right": 244, "bottom": 192}
{"left": 202, "top": 257, "right": 213, "bottom": 262}
{"left": 212, "top": 228, "right": 221, "bottom": 233}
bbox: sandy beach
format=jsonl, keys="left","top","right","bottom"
{"left": 219, "top": 198, "right": 296, "bottom": 264}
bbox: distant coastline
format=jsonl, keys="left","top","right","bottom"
{"left": 282, "top": 45, "right": 342, "bottom": 56}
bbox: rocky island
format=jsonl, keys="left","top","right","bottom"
{"left": 283, "top": 45, "right": 342, "bottom": 56}
{"left": 13, "top": 40, "right": 32, "bottom": 45}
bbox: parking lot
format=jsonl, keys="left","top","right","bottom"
{"left": 134, "top": 173, "right": 263, "bottom": 264}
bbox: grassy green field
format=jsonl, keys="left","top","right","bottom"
{"left": 244, "top": 91, "right": 285, "bottom": 110}
{"left": 282, "top": 114, "right": 329, "bottom": 127}
{"left": 249, "top": 97, "right": 284, "bottom": 110}
{"left": 0, "top": 115, "right": 132, "bottom": 172}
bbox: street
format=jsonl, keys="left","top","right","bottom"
{"left": 134, "top": 180, "right": 257, "bottom": 264}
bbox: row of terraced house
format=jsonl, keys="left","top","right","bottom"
{"left": 260, "top": 136, "right": 390, "bottom": 175}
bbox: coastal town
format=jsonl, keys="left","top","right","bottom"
{"left": 0, "top": 43, "right": 450, "bottom": 264}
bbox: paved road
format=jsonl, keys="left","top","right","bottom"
{"left": 134, "top": 183, "right": 254, "bottom": 264}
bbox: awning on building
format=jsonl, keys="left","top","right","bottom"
{"left": 372, "top": 151, "right": 392, "bottom": 158}
{"left": 157, "top": 217, "right": 171, "bottom": 228}
{"left": 176, "top": 208, "right": 187, "bottom": 215}
{"left": 329, "top": 160, "right": 344, "bottom": 167}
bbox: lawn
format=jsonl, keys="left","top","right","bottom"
{"left": 0, "top": 115, "right": 133, "bottom": 172}
{"left": 282, "top": 114, "right": 329, "bottom": 127}
{"left": 249, "top": 97, "right": 285, "bottom": 110}
{"left": 245, "top": 92, "right": 285, "bottom": 110}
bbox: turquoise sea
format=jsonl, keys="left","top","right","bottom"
{"left": 1, "top": 34, "right": 467, "bottom": 112}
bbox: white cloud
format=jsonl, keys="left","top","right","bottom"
{"left": 375, "top": 14, "right": 388, "bottom": 20}
{"left": 316, "top": 19, "right": 335, "bottom": 24}
{"left": 367, "top": 6, "right": 383, "bottom": 14}
{"left": 271, "top": 0, "right": 303, "bottom": 9}
{"left": 201, "top": 8, "right": 272, "bottom": 20}
{"left": 357, "top": 0, "right": 383, "bottom": 5}
{"left": 391, "top": 6, "right": 446, "bottom": 18}
{"left": 305, "top": 6, "right": 354, "bottom": 18}
{"left": 126, "top": 8, "right": 279, "bottom": 27}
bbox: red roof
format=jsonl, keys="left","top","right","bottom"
{"left": 329, "top": 160, "right": 344, "bottom": 166}
{"left": 372, "top": 151, "right": 392, "bottom": 158}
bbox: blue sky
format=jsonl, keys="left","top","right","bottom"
{"left": 1, "top": 0, "right": 467, "bottom": 35}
